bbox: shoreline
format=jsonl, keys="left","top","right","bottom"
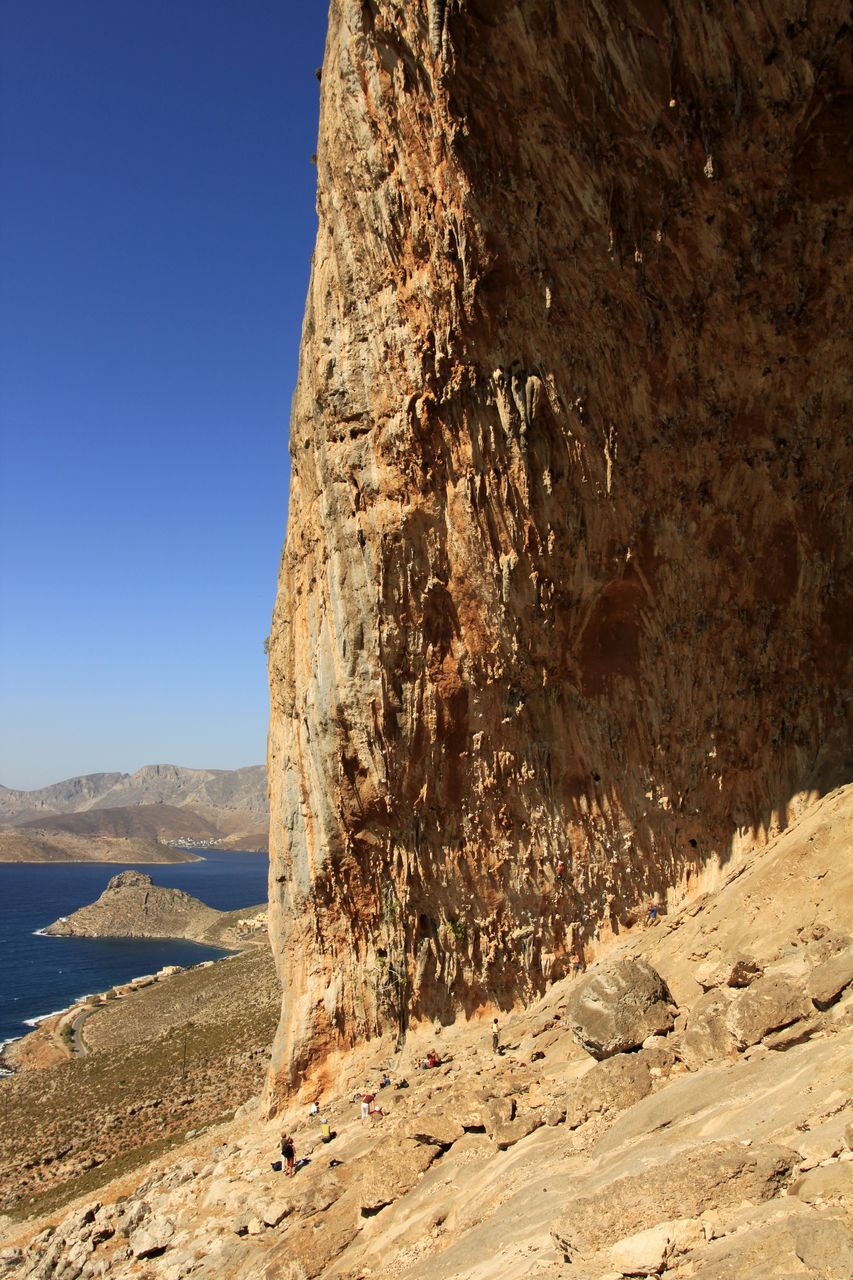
{"left": 0, "top": 853, "right": 207, "bottom": 866}
{"left": 1, "top": 863, "right": 269, "bottom": 1078}
{"left": 0, "top": 944, "right": 243, "bottom": 1076}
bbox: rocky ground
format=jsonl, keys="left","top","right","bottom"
{"left": 0, "top": 784, "right": 850, "bottom": 1279}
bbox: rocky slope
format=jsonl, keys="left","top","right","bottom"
{"left": 0, "top": 765, "right": 268, "bottom": 837}
{"left": 266, "top": 0, "right": 852, "bottom": 1094}
{"left": 42, "top": 872, "right": 222, "bottom": 942}
{"left": 2, "top": 782, "right": 849, "bottom": 1278}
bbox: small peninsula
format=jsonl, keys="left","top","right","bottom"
{"left": 43, "top": 871, "right": 222, "bottom": 942}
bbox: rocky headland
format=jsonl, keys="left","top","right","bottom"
{"left": 43, "top": 872, "right": 224, "bottom": 943}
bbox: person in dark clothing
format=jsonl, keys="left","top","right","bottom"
{"left": 281, "top": 1134, "right": 295, "bottom": 1176}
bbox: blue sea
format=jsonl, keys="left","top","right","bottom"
{"left": 0, "top": 850, "right": 269, "bottom": 1059}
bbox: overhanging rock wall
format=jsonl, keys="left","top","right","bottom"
{"left": 267, "top": 0, "right": 851, "bottom": 1098}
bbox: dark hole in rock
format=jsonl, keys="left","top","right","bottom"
{"left": 361, "top": 1202, "right": 390, "bottom": 1218}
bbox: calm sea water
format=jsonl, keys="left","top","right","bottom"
{"left": 0, "top": 850, "right": 268, "bottom": 1055}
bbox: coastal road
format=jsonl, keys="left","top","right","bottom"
{"left": 69, "top": 1008, "right": 91, "bottom": 1057}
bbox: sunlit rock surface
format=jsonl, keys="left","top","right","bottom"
{"left": 267, "top": 0, "right": 851, "bottom": 1095}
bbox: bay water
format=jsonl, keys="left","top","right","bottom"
{"left": 0, "top": 850, "right": 268, "bottom": 1058}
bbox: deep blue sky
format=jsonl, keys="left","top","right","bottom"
{"left": 0, "top": 2, "right": 329, "bottom": 790}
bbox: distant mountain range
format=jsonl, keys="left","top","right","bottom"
{"left": 0, "top": 765, "right": 269, "bottom": 858}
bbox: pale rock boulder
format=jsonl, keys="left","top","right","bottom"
{"left": 405, "top": 1109, "right": 465, "bottom": 1147}
{"left": 128, "top": 1215, "right": 174, "bottom": 1258}
{"left": 552, "top": 1141, "right": 798, "bottom": 1258}
{"left": 792, "top": 1216, "right": 853, "bottom": 1279}
{"left": 609, "top": 1222, "right": 672, "bottom": 1275}
{"left": 609, "top": 1218, "right": 704, "bottom": 1276}
{"left": 354, "top": 1140, "right": 440, "bottom": 1213}
{"left": 790, "top": 1160, "right": 852, "bottom": 1204}
{"left": 566, "top": 959, "right": 676, "bottom": 1059}
{"left": 260, "top": 1199, "right": 293, "bottom": 1228}
{"left": 808, "top": 947, "right": 853, "bottom": 1009}
{"left": 694, "top": 959, "right": 727, "bottom": 991}
{"left": 725, "top": 975, "right": 812, "bottom": 1048}
{"left": 565, "top": 1053, "right": 652, "bottom": 1128}
{"left": 493, "top": 1109, "right": 543, "bottom": 1150}
{"left": 681, "top": 988, "right": 739, "bottom": 1070}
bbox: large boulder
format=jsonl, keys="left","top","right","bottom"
{"left": 793, "top": 1217, "right": 853, "bottom": 1279}
{"left": 552, "top": 1141, "right": 798, "bottom": 1259}
{"left": 493, "top": 1109, "right": 543, "bottom": 1150}
{"left": 807, "top": 948, "right": 853, "bottom": 1010}
{"left": 725, "top": 975, "right": 812, "bottom": 1048}
{"left": 566, "top": 959, "right": 676, "bottom": 1059}
{"left": 680, "top": 989, "right": 739, "bottom": 1070}
{"left": 565, "top": 1054, "right": 652, "bottom": 1128}
{"left": 679, "top": 1211, "right": 852, "bottom": 1279}
{"left": 353, "top": 1141, "right": 440, "bottom": 1214}
{"left": 404, "top": 1109, "right": 465, "bottom": 1147}
{"left": 609, "top": 1219, "right": 704, "bottom": 1276}
{"left": 128, "top": 1216, "right": 175, "bottom": 1259}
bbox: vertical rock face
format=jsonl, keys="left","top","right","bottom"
{"left": 267, "top": 0, "right": 851, "bottom": 1096}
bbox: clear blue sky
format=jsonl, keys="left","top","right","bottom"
{"left": 0, "top": 2, "right": 329, "bottom": 790}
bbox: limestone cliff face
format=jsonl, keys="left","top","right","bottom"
{"left": 267, "top": 0, "right": 851, "bottom": 1095}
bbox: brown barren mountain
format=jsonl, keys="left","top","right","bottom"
{"left": 0, "top": 766, "right": 269, "bottom": 857}
{"left": 266, "top": 0, "right": 851, "bottom": 1099}
{"left": 15, "top": 805, "right": 221, "bottom": 842}
{"left": 0, "top": 764, "right": 267, "bottom": 830}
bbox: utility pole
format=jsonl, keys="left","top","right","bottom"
{"left": 181, "top": 1022, "right": 193, "bottom": 1082}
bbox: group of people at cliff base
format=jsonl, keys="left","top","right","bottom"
{"left": 358, "top": 1069, "right": 414, "bottom": 1122}
{"left": 278, "top": 1107, "right": 338, "bottom": 1174}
